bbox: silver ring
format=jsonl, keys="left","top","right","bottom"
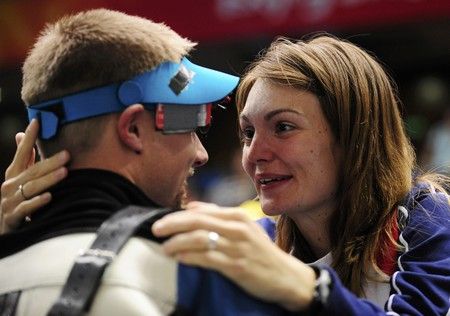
{"left": 207, "top": 231, "right": 220, "bottom": 251}
{"left": 18, "top": 184, "right": 29, "bottom": 200}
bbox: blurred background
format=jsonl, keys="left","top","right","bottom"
{"left": 1, "top": 0, "right": 449, "bottom": 206}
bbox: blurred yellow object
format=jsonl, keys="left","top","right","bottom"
{"left": 239, "top": 199, "right": 267, "bottom": 220}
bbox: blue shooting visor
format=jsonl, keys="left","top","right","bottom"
{"left": 27, "top": 57, "right": 239, "bottom": 139}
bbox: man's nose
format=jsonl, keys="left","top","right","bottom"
{"left": 193, "top": 133, "right": 208, "bottom": 167}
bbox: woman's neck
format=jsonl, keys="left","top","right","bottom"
{"left": 290, "top": 207, "right": 333, "bottom": 259}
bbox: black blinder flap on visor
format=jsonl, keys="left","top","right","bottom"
{"left": 155, "top": 103, "right": 211, "bottom": 134}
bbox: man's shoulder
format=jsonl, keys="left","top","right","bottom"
{"left": 0, "top": 233, "right": 178, "bottom": 315}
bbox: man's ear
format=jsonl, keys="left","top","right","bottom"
{"left": 117, "top": 104, "right": 147, "bottom": 154}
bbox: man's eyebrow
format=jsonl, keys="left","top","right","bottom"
{"left": 239, "top": 108, "right": 303, "bottom": 122}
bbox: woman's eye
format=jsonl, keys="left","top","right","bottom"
{"left": 275, "top": 122, "right": 295, "bottom": 133}
{"left": 240, "top": 127, "right": 254, "bottom": 142}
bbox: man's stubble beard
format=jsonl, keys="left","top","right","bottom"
{"left": 171, "top": 168, "right": 195, "bottom": 210}
{"left": 172, "top": 179, "right": 188, "bottom": 210}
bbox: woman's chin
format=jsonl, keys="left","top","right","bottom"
{"left": 261, "top": 203, "right": 285, "bottom": 217}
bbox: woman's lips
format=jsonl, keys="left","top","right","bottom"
{"left": 256, "top": 174, "right": 293, "bottom": 190}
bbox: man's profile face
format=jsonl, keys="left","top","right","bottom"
{"left": 139, "top": 111, "right": 208, "bottom": 208}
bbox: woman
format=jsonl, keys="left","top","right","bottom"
{"left": 2, "top": 35, "right": 450, "bottom": 315}
{"left": 151, "top": 35, "right": 450, "bottom": 314}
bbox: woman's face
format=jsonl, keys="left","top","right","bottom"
{"left": 240, "top": 79, "right": 342, "bottom": 218}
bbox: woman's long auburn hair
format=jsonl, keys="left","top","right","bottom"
{"left": 236, "top": 34, "right": 416, "bottom": 296}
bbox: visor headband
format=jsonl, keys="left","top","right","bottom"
{"left": 27, "top": 58, "right": 238, "bottom": 139}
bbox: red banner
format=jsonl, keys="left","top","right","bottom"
{"left": 1, "top": 0, "right": 449, "bottom": 66}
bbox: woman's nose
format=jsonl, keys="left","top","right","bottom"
{"left": 243, "top": 131, "right": 273, "bottom": 164}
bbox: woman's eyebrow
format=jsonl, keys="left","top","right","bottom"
{"left": 239, "top": 108, "right": 304, "bottom": 123}
{"left": 264, "top": 108, "right": 303, "bottom": 121}
{"left": 239, "top": 114, "right": 249, "bottom": 123}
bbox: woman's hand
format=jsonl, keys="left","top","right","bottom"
{"left": 152, "top": 201, "right": 316, "bottom": 311}
{"left": 0, "top": 120, "right": 70, "bottom": 233}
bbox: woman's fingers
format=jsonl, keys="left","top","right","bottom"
{"left": 15, "top": 132, "right": 36, "bottom": 168}
{"left": 157, "top": 202, "right": 255, "bottom": 233}
{"left": 152, "top": 211, "right": 260, "bottom": 242}
{"left": 154, "top": 209, "right": 272, "bottom": 269}
{"left": 1, "top": 193, "right": 51, "bottom": 233}
{"left": 15, "top": 132, "right": 24, "bottom": 145}
{"left": 6, "top": 165, "right": 67, "bottom": 206}
{"left": 161, "top": 229, "right": 242, "bottom": 256}
{"left": 162, "top": 229, "right": 252, "bottom": 281}
{"left": 24, "top": 166, "right": 67, "bottom": 198}
{"left": 12, "top": 193, "right": 52, "bottom": 220}
{"left": 162, "top": 229, "right": 217, "bottom": 253}
{"left": 15, "top": 157, "right": 68, "bottom": 197}
{"left": 174, "top": 247, "right": 236, "bottom": 273}
{"left": 154, "top": 206, "right": 316, "bottom": 311}
{"left": 6, "top": 120, "right": 39, "bottom": 178}
{"left": 0, "top": 153, "right": 68, "bottom": 233}
{"left": 186, "top": 202, "right": 254, "bottom": 222}
{"left": 7, "top": 151, "right": 69, "bottom": 194}
{"left": 185, "top": 201, "right": 220, "bottom": 209}
{"left": 1, "top": 120, "right": 70, "bottom": 233}
{"left": 1, "top": 151, "right": 69, "bottom": 203}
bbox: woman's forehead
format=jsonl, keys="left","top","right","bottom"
{"left": 241, "top": 80, "right": 320, "bottom": 119}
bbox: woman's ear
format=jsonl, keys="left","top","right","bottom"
{"left": 117, "top": 104, "right": 147, "bottom": 154}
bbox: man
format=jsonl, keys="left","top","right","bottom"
{"left": 0, "top": 9, "right": 290, "bottom": 315}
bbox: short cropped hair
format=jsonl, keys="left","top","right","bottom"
{"left": 22, "top": 8, "right": 196, "bottom": 157}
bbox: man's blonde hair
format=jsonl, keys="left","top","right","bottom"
{"left": 22, "top": 8, "right": 196, "bottom": 157}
